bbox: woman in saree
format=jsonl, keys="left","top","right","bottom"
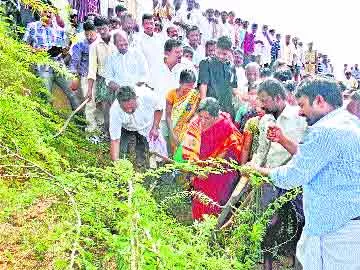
{"left": 177, "top": 97, "right": 245, "bottom": 220}
{"left": 166, "top": 69, "right": 200, "bottom": 155}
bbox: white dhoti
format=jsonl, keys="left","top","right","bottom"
{"left": 297, "top": 220, "right": 360, "bottom": 270}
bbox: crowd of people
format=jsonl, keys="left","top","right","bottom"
{"left": 10, "top": 0, "right": 360, "bottom": 269}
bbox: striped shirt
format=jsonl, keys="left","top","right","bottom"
{"left": 23, "top": 21, "right": 66, "bottom": 49}
{"left": 271, "top": 108, "right": 360, "bottom": 236}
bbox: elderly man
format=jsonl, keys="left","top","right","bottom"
{"left": 166, "top": 25, "right": 179, "bottom": 39}
{"left": 252, "top": 77, "right": 360, "bottom": 270}
{"left": 105, "top": 31, "right": 150, "bottom": 95}
{"left": 234, "top": 62, "right": 260, "bottom": 109}
{"left": 109, "top": 86, "right": 164, "bottom": 167}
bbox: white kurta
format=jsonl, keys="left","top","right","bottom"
{"left": 137, "top": 32, "right": 166, "bottom": 89}
{"left": 104, "top": 48, "right": 150, "bottom": 88}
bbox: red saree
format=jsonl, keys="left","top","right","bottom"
{"left": 188, "top": 112, "right": 245, "bottom": 220}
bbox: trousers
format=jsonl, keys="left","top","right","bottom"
{"left": 297, "top": 220, "right": 360, "bottom": 270}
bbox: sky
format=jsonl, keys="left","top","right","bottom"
{"left": 201, "top": 0, "right": 360, "bottom": 77}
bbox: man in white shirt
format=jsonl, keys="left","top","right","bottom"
{"left": 251, "top": 78, "right": 307, "bottom": 270}
{"left": 105, "top": 31, "right": 150, "bottom": 94}
{"left": 233, "top": 49, "right": 247, "bottom": 87}
{"left": 280, "top": 34, "right": 295, "bottom": 69}
{"left": 218, "top": 11, "right": 235, "bottom": 46}
{"left": 109, "top": 86, "right": 163, "bottom": 164}
{"left": 137, "top": 14, "right": 166, "bottom": 89}
{"left": 258, "top": 25, "right": 272, "bottom": 67}
{"left": 185, "top": 25, "right": 205, "bottom": 68}
{"left": 151, "top": 39, "right": 195, "bottom": 141}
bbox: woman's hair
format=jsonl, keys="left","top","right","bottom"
{"left": 179, "top": 69, "right": 196, "bottom": 84}
{"left": 197, "top": 97, "right": 220, "bottom": 117}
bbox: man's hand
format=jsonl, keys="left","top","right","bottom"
{"left": 245, "top": 161, "right": 271, "bottom": 177}
{"left": 86, "top": 90, "right": 93, "bottom": 102}
{"left": 108, "top": 81, "right": 120, "bottom": 92}
{"left": 267, "top": 124, "right": 284, "bottom": 143}
{"left": 149, "top": 127, "right": 159, "bottom": 141}
{"left": 70, "top": 78, "right": 80, "bottom": 91}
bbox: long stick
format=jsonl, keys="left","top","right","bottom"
{"left": 217, "top": 176, "right": 250, "bottom": 229}
{"left": 54, "top": 98, "right": 89, "bottom": 138}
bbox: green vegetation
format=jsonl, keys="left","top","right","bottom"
{"left": 0, "top": 7, "right": 300, "bottom": 270}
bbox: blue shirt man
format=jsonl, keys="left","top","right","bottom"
{"left": 252, "top": 77, "right": 360, "bottom": 270}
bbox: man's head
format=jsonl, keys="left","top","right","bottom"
{"left": 121, "top": 13, "right": 134, "bottom": 33}
{"left": 345, "top": 70, "right": 352, "bottom": 80}
{"left": 228, "top": 11, "right": 235, "bottom": 24}
{"left": 257, "top": 78, "right": 287, "bottom": 116}
{"left": 251, "top": 23, "right": 258, "bottom": 34}
{"left": 216, "top": 36, "right": 232, "bottom": 63}
{"left": 94, "top": 16, "right": 111, "bottom": 40}
{"left": 142, "top": 14, "right": 155, "bottom": 35}
{"left": 233, "top": 49, "right": 244, "bottom": 67}
{"left": 164, "top": 39, "right": 183, "bottom": 66}
{"left": 308, "top": 42, "right": 313, "bottom": 50}
{"left": 183, "top": 46, "right": 194, "bottom": 61}
{"left": 269, "top": 29, "right": 275, "bottom": 36}
{"left": 83, "top": 20, "right": 97, "bottom": 44}
{"left": 115, "top": 5, "right": 127, "bottom": 17}
{"left": 260, "top": 67, "right": 272, "bottom": 79}
{"left": 273, "top": 68, "right": 293, "bottom": 82}
{"left": 243, "top": 20, "right": 249, "bottom": 29}
{"left": 283, "top": 80, "right": 298, "bottom": 105}
{"left": 167, "top": 26, "right": 178, "bottom": 39}
{"left": 245, "top": 62, "right": 260, "bottom": 84}
{"left": 40, "top": 10, "right": 53, "bottom": 26}
{"left": 292, "top": 37, "right": 298, "bottom": 46}
{"left": 154, "top": 22, "right": 162, "bottom": 33}
{"left": 113, "top": 31, "right": 129, "bottom": 54}
{"left": 187, "top": 0, "right": 195, "bottom": 11}
{"left": 276, "top": 33, "right": 281, "bottom": 41}
{"left": 295, "top": 77, "right": 343, "bottom": 125}
{"left": 205, "top": 40, "right": 216, "bottom": 58}
{"left": 347, "top": 91, "right": 360, "bottom": 119}
{"left": 235, "top": 18, "right": 242, "bottom": 27}
{"left": 285, "top": 34, "right": 291, "bottom": 45}
{"left": 206, "top": 8, "right": 214, "bottom": 20}
{"left": 262, "top": 25, "right": 268, "bottom": 32}
{"left": 186, "top": 26, "right": 200, "bottom": 47}
{"left": 179, "top": 69, "right": 196, "bottom": 90}
{"left": 110, "top": 17, "right": 122, "bottom": 30}
{"left": 117, "top": 86, "right": 138, "bottom": 114}
{"left": 355, "top": 64, "right": 359, "bottom": 70}
{"left": 221, "top": 11, "right": 228, "bottom": 23}
{"left": 214, "top": 10, "right": 220, "bottom": 18}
